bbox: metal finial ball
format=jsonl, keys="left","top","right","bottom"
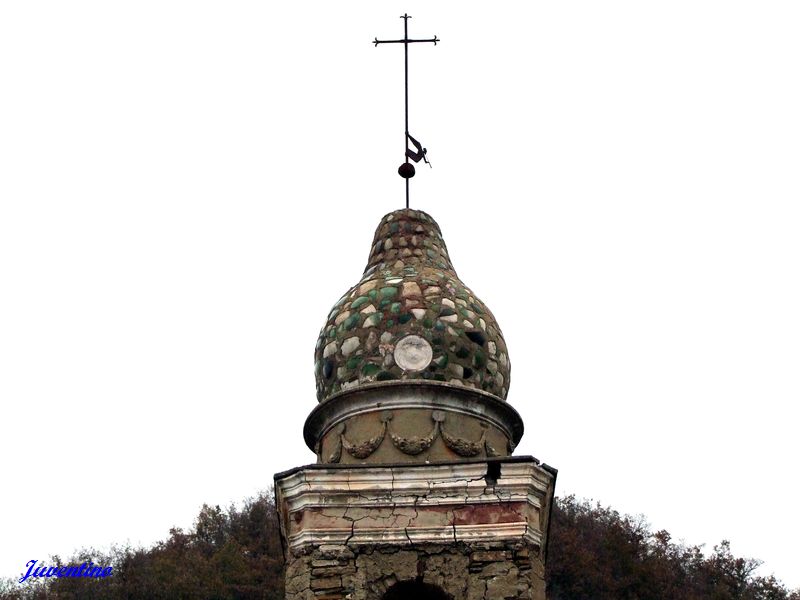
{"left": 398, "top": 163, "right": 416, "bottom": 178}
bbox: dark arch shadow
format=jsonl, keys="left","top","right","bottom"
{"left": 382, "top": 580, "right": 452, "bottom": 600}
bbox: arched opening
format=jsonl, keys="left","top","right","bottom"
{"left": 382, "top": 580, "right": 451, "bottom": 600}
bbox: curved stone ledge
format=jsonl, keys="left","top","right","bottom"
{"left": 303, "top": 381, "right": 525, "bottom": 453}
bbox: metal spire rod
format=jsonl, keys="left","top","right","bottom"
{"left": 374, "top": 14, "right": 439, "bottom": 209}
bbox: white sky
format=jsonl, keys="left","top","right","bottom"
{"left": 1, "top": 0, "right": 798, "bottom": 590}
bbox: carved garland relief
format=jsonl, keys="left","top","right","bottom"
{"left": 389, "top": 410, "right": 443, "bottom": 455}
{"left": 327, "top": 410, "right": 504, "bottom": 463}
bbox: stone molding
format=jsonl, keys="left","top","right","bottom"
{"left": 288, "top": 522, "right": 535, "bottom": 548}
{"left": 326, "top": 409, "right": 506, "bottom": 463}
{"left": 274, "top": 457, "right": 555, "bottom": 555}
{"left": 303, "top": 381, "right": 525, "bottom": 453}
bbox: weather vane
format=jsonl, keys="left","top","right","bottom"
{"left": 374, "top": 14, "right": 439, "bottom": 209}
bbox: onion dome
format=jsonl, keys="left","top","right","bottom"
{"left": 315, "top": 209, "right": 510, "bottom": 400}
{"left": 306, "top": 209, "right": 522, "bottom": 464}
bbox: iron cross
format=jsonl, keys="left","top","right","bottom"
{"left": 374, "top": 14, "right": 439, "bottom": 209}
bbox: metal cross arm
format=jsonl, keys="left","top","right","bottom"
{"left": 372, "top": 36, "right": 440, "bottom": 46}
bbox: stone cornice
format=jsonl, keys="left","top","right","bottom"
{"left": 303, "top": 381, "right": 525, "bottom": 452}
{"left": 274, "top": 458, "right": 555, "bottom": 554}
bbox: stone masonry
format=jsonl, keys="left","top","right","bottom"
{"left": 274, "top": 457, "right": 556, "bottom": 600}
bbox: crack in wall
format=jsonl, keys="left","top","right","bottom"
{"left": 279, "top": 462, "right": 553, "bottom": 599}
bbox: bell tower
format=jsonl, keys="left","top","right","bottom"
{"left": 274, "top": 16, "right": 556, "bottom": 600}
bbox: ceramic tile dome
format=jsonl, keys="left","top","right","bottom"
{"left": 314, "top": 208, "right": 511, "bottom": 403}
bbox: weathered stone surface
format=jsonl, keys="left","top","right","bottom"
{"left": 401, "top": 281, "right": 422, "bottom": 297}
{"left": 472, "top": 550, "right": 512, "bottom": 563}
{"left": 277, "top": 460, "right": 554, "bottom": 599}
{"left": 312, "top": 565, "right": 356, "bottom": 577}
{"left": 341, "top": 336, "right": 360, "bottom": 356}
{"left": 312, "top": 559, "right": 345, "bottom": 567}
{"left": 277, "top": 460, "right": 553, "bottom": 550}
{"left": 485, "top": 565, "right": 520, "bottom": 596}
{"left": 317, "top": 545, "right": 354, "bottom": 560}
{"left": 313, "top": 210, "right": 511, "bottom": 405}
{"left": 310, "top": 575, "right": 342, "bottom": 590}
{"left": 422, "top": 551, "right": 470, "bottom": 596}
{"left": 284, "top": 543, "right": 545, "bottom": 600}
{"left": 315, "top": 391, "right": 518, "bottom": 464}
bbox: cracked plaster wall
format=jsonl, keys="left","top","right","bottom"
{"left": 276, "top": 460, "right": 555, "bottom": 600}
